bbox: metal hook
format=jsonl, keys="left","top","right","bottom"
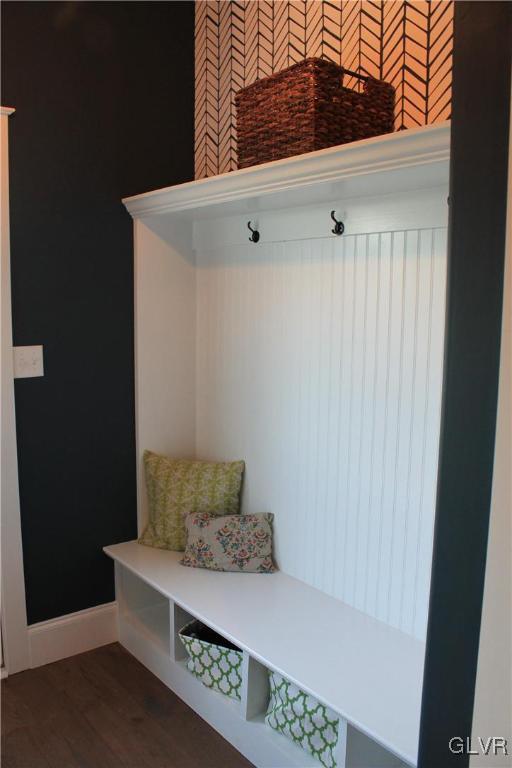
{"left": 247, "top": 221, "right": 260, "bottom": 243}
{"left": 330, "top": 210, "right": 345, "bottom": 236}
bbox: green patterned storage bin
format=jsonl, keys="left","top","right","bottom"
{"left": 265, "top": 671, "right": 343, "bottom": 768}
{"left": 178, "top": 620, "right": 243, "bottom": 701}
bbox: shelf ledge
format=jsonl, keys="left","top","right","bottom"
{"left": 122, "top": 122, "right": 450, "bottom": 222}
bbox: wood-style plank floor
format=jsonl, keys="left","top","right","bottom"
{"left": 1, "top": 643, "right": 254, "bottom": 768}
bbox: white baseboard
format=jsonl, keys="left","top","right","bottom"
{"left": 28, "top": 602, "right": 119, "bottom": 668}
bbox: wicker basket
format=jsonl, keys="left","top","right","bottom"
{"left": 235, "top": 58, "right": 395, "bottom": 169}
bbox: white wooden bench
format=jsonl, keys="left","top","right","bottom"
{"left": 105, "top": 541, "right": 424, "bottom": 768}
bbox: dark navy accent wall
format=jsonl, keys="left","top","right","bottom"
{"left": 1, "top": 0, "right": 195, "bottom": 623}
{"left": 418, "top": 2, "right": 511, "bottom": 765}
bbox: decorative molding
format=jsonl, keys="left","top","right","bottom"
{"left": 124, "top": 121, "right": 450, "bottom": 219}
{"left": 28, "top": 602, "right": 118, "bottom": 668}
{"left": 194, "top": 0, "right": 453, "bottom": 179}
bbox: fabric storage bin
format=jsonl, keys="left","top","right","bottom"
{"left": 178, "top": 619, "right": 243, "bottom": 701}
{"left": 265, "top": 671, "right": 343, "bottom": 768}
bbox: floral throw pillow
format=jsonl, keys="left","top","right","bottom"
{"left": 181, "top": 512, "right": 275, "bottom": 573}
{"left": 138, "top": 451, "right": 245, "bottom": 552}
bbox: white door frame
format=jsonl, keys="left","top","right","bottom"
{"left": 470, "top": 87, "right": 512, "bottom": 766}
{"left": 1, "top": 106, "right": 30, "bottom": 674}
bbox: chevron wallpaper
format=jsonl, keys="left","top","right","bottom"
{"left": 195, "top": 0, "right": 453, "bottom": 179}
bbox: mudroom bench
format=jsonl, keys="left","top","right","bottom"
{"left": 108, "top": 121, "right": 450, "bottom": 768}
{"left": 105, "top": 541, "right": 424, "bottom": 768}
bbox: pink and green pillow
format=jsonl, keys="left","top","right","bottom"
{"left": 181, "top": 511, "right": 275, "bottom": 573}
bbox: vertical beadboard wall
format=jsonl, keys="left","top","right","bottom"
{"left": 196, "top": 226, "right": 447, "bottom": 640}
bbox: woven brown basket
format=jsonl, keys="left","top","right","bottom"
{"left": 235, "top": 58, "right": 395, "bottom": 169}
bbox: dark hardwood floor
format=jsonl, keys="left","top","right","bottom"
{"left": 1, "top": 643, "right": 254, "bottom": 768}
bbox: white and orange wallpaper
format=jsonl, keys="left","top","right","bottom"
{"left": 194, "top": 0, "right": 453, "bottom": 179}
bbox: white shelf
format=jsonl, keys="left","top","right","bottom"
{"left": 105, "top": 540, "right": 424, "bottom": 766}
{"left": 122, "top": 123, "right": 449, "bottom": 222}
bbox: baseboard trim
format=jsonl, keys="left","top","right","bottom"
{"left": 28, "top": 602, "right": 119, "bottom": 668}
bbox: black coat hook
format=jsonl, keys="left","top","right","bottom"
{"left": 330, "top": 210, "right": 345, "bottom": 236}
{"left": 247, "top": 221, "right": 260, "bottom": 243}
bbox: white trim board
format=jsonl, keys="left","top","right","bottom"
{"left": 1, "top": 105, "right": 30, "bottom": 675}
{"left": 123, "top": 123, "right": 450, "bottom": 221}
{"left": 28, "top": 602, "right": 118, "bottom": 668}
{"left": 470, "top": 84, "right": 512, "bottom": 766}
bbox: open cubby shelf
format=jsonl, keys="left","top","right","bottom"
{"left": 107, "top": 541, "right": 415, "bottom": 768}
{"left": 113, "top": 550, "right": 317, "bottom": 768}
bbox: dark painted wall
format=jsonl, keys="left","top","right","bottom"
{"left": 1, "top": 1, "right": 195, "bottom": 624}
{"left": 418, "top": 2, "right": 511, "bottom": 766}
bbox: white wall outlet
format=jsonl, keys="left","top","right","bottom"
{"left": 13, "top": 345, "right": 44, "bottom": 379}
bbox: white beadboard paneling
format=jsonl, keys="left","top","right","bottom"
{"left": 196, "top": 227, "right": 447, "bottom": 640}
{"left": 412, "top": 227, "right": 447, "bottom": 638}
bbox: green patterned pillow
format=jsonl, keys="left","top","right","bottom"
{"left": 139, "top": 451, "right": 245, "bottom": 551}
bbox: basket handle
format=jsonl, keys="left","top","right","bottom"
{"left": 342, "top": 68, "right": 369, "bottom": 82}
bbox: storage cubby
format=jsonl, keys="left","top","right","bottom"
{"left": 115, "top": 563, "right": 170, "bottom": 656}
{"left": 113, "top": 559, "right": 314, "bottom": 766}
